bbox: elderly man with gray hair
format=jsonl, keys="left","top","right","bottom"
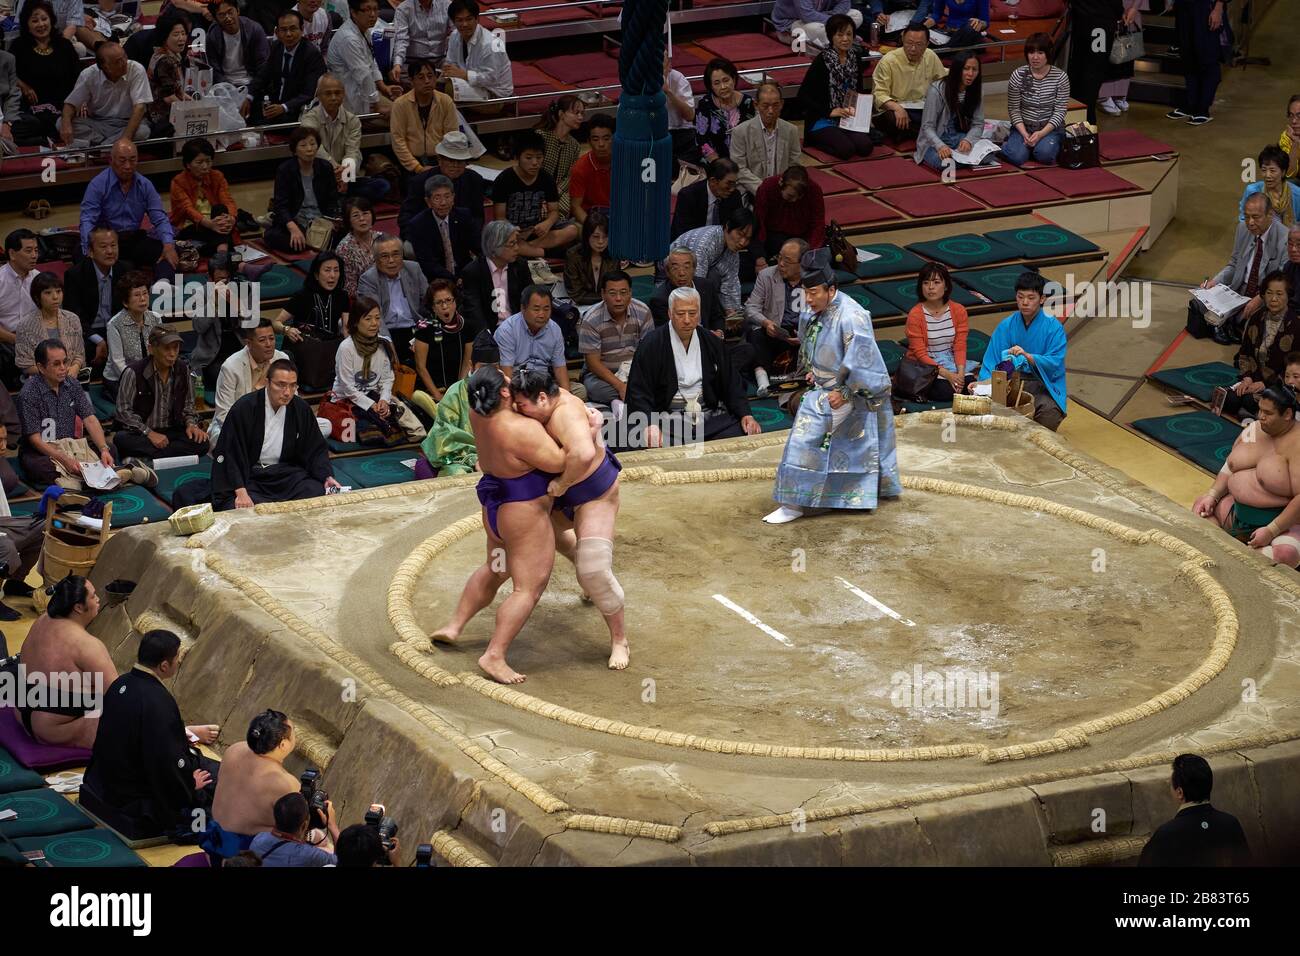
{"left": 357, "top": 235, "right": 428, "bottom": 364}
{"left": 462, "top": 220, "right": 534, "bottom": 335}
{"left": 1188, "top": 192, "right": 1289, "bottom": 344}
{"left": 404, "top": 173, "right": 482, "bottom": 282}
{"left": 625, "top": 285, "right": 759, "bottom": 448}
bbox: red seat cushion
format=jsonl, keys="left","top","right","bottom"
{"left": 807, "top": 167, "right": 856, "bottom": 196}
{"left": 802, "top": 145, "right": 837, "bottom": 166}
{"left": 1099, "top": 130, "right": 1176, "bottom": 161}
{"left": 836, "top": 156, "right": 939, "bottom": 190}
{"left": 874, "top": 184, "right": 987, "bottom": 217}
{"left": 824, "top": 192, "right": 904, "bottom": 226}
{"left": 516, "top": 85, "right": 559, "bottom": 114}
{"left": 1027, "top": 166, "right": 1141, "bottom": 197}
{"left": 991, "top": 0, "right": 1064, "bottom": 17}
{"left": 510, "top": 63, "right": 552, "bottom": 88}
{"left": 534, "top": 52, "right": 619, "bottom": 86}
{"left": 697, "top": 33, "right": 793, "bottom": 62}
{"left": 956, "top": 173, "right": 1067, "bottom": 208}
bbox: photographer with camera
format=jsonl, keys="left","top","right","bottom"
{"left": 335, "top": 822, "right": 402, "bottom": 867}
{"left": 249, "top": 791, "right": 340, "bottom": 866}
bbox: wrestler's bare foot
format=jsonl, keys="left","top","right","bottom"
{"left": 479, "top": 652, "right": 526, "bottom": 684}
{"left": 580, "top": 592, "right": 593, "bottom": 604}
{"left": 608, "top": 637, "right": 630, "bottom": 670}
{"left": 429, "top": 624, "right": 461, "bottom": 646}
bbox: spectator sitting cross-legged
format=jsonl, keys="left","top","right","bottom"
{"left": 494, "top": 285, "right": 586, "bottom": 399}
{"left": 564, "top": 210, "right": 625, "bottom": 307}
{"left": 493, "top": 130, "right": 579, "bottom": 259}
{"left": 916, "top": 51, "right": 985, "bottom": 172}
{"left": 357, "top": 235, "right": 429, "bottom": 364}
{"left": 103, "top": 271, "right": 163, "bottom": 403}
{"left": 320, "top": 296, "right": 424, "bottom": 445}
{"left": 390, "top": 58, "right": 459, "bottom": 175}
{"left": 904, "top": 262, "right": 971, "bottom": 402}
{"left": 113, "top": 325, "right": 210, "bottom": 463}
{"left": 441, "top": 0, "right": 513, "bottom": 107}
{"left": 61, "top": 41, "right": 153, "bottom": 145}
{"left": 744, "top": 237, "right": 808, "bottom": 398}
{"left": 264, "top": 126, "right": 343, "bottom": 255}
{"left": 80, "top": 139, "right": 178, "bottom": 274}
{"left": 732, "top": 80, "right": 802, "bottom": 193}
{"left": 248, "top": 8, "right": 327, "bottom": 125}
{"left": 569, "top": 114, "right": 615, "bottom": 225}
{"left": 798, "top": 15, "right": 874, "bottom": 160}
{"left": 15, "top": 272, "right": 86, "bottom": 379}
{"left": 209, "top": 319, "right": 289, "bottom": 447}
{"left": 695, "top": 57, "right": 754, "bottom": 162}
{"left": 753, "top": 166, "right": 825, "bottom": 268}
{"left": 413, "top": 279, "right": 475, "bottom": 403}
{"left": 170, "top": 138, "right": 243, "bottom": 258}
{"left": 405, "top": 174, "right": 482, "bottom": 283}
{"left": 300, "top": 74, "right": 393, "bottom": 203}
{"left": 9, "top": 0, "right": 82, "bottom": 147}
{"left": 871, "top": 23, "right": 946, "bottom": 146}
{"left": 578, "top": 269, "right": 655, "bottom": 408}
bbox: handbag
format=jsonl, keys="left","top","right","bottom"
{"left": 305, "top": 216, "right": 339, "bottom": 251}
{"left": 286, "top": 331, "right": 340, "bottom": 392}
{"left": 1057, "top": 123, "right": 1100, "bottom": 170}
{"left": 895, "top": 356, "right": 939, "bottom": 403}
{"left": 1108, "top": 22, "right": 1144, "bottom": 65}
{"left": 825, "top": 220, "right": 858, "bottom": 273}
{"left": 393, "top": 363, "right": 417, "bottom": 399}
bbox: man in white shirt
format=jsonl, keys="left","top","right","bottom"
{"left": 208, "top": 319, "right": 288, "bottom": 447}
{"left": 0, "top": 229, "right": 39, "bottom": 353}
{"left": 60, "top": 42, "right": 153, "bottom": 145}
{"left": 297, "top": 0, "right": 336, "bottom": 52}
{"left": 326, "top": 0, "right": 402, "bottom": 118}
{"left": 662, "top": 51, "right": 699, "bottom": 172}
{"left": 390, "top": 0, "right": 451, "bottom": 83}
{"left": 441, "top": 0, "right": 512, "bottom": 104}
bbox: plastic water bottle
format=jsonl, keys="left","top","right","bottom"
{"left": 869, "top": 22, "right": 880, "bottom": 48}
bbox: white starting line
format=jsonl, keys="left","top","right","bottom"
{"left": 712, "top": 594, "right": 795, "bottom": 647}
{"left": 836, "top": 577, "right": 916, "bottom": 627}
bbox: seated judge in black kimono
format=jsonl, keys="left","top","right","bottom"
{"left": 625, "top": 285, "right": 760, "bottom": 448}
{"left": 80, "top": 630, "right": 221, "bottom": 841}
{"left": 211, "top": 358, "right": 341, "bottom": 511}
{"left": 1138, "top": 754, "right": 1252, "bottom": 867}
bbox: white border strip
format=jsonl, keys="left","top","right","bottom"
{"left": 836, "top": 577, "right": 916, "bottom": 627}
{"left": 712, "top": 594, "right": 794, "bottom": 647}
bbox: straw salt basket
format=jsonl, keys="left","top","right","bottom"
{"left": 169, "top": 503, "right": 215, "bottom": 535}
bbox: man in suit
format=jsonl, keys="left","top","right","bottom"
{"left": 626, "top": 285, "right": 760, "bottom": 448}
{"left": 357, "top": 237, "right": 429, "bottom": 364}
{"left": 247, "top": 9, "right": 327, "bottom": 125}
{"left": 729, "top": 81, "right": 801, "bottom": 197}
{"left": 744, "top": 238, "right": 807, "bottom": 398}
{"left": 403, "top": 174, "right": 481, "bottom": 282}
{"left": 1139, "top": 754, "right": 1252, "bottom": 866}
{"left": 670, "top": 158, "right": 747, "bottom": 241}
{"left": 63, "top": 226, "right": 128, "bottom": 374}
{"left": 460, "top": 219, "right": 531, "bottom": 335}
{"left": 1189, "top": 193, "right": 1289, "bottom": 342}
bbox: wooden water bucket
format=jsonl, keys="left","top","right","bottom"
{"left": 40, "top": 494, "right": 113, "bottom": 586}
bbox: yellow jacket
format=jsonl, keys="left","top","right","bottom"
{"left": 390, "top": 89, "right": 459, "bottom": 172}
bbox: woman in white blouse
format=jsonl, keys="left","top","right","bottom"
{"left": 325, "top": 296, "right": 422, "bottom": 444}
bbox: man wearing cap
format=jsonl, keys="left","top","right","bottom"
{"left": 399, "top": 131, "right": 488, "bottom": 234}
{"left": 113, "top": 325, "right": 211, "bottom": 462}
{"left": 765, "top": 247, "right": 899, "bottom": 524}
{"left": 415, "top": 328, "right": 499, "bottom": 479}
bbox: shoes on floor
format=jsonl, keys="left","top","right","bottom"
{"left": 1188, "top": 115, "right": 1213, "bottom": 126}
{"left": 1099, "top": 97, "right": 1121, "bottom": 115}
{"left": 128, "top": 463, "right": 159, "bottom": 489}
{"left": 1166, "top": 108, "right": 1189, "bottom": 119}
{"left": 0, "top": 602, "right": 22, "bottom": 622}
{"left": 1115, "top": 98, "right": 1130, "bottom": 111}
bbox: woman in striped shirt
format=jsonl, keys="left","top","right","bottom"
{"left": 1003, "top": 32, "right": 1070, "bottom": 167}
{"left": 904, "top": 263, "right": 969, "bottom": 401}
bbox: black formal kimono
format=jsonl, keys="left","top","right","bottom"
{"left": 1138, "top": 803, "right": 1252, "bottom": 867}
{"left": 211, "top": 389, "right": 334, "bottom": 511}
{"left": 81, "top": 668, "right": 218, "bottom": 840}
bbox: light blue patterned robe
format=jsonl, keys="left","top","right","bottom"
{"left": 772, "top": 291, "right": 901, "bottom": 510}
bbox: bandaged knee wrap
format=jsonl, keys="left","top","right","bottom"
{"left": 576, "top": 537, "right": 624, "bottom": 615}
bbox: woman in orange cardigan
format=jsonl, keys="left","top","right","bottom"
{"left": 169, "top": 138, "right": 242, "bottom": 255}
{"left": 904, "top": 262, "right": 970, "bottom": 402}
